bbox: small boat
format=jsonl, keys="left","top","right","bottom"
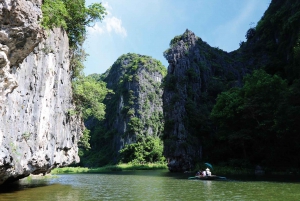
{"left": 188, "top": 175, "right": 227, "bottom": 180}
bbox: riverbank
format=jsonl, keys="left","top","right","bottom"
{"left": 51, "top": 163, "right": 168, "bottom": 174}
{"left": 51, "top": 163, "right": 299, "bottom": 176}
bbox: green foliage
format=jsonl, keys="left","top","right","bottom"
{"left": 42, "top": 0, "right": 106, "bottom": 48}
{"left": 41, "top": 0, "right": 69, "bottom": 30}
{"left": 210, "top": 69, "right": 297, "bottom": 167}
{"left": 72, "top": 75, "right": 112, "bottom": 151}
{"left": 51, "top": 163, "right": 167, "bottom": 174}
{"left": 119, "top": 137, "right": 165, "bottom": 164}
{"left": 245, "top": 0, "right": 300, "bottom": 80}
{"left": 70, "top": 47, "right": 87, "bottom": 79}
{"left": 73, "top": 76, "right": 112, "bottom": 121}
{"left": 169, "top": 35, "right": 182, "bottom": 46}
{"left": 127, "top": 117, "right": 143, "bottom": 136}
{"left": 80, "top": 129, "right": 91, "bottom": 150}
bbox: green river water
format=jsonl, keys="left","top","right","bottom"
{"left": 0, "top": 170, "right": 300, "bottom": 201}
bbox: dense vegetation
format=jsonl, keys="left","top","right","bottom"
{"left": 72, "top": 76, "right": 112, "bottom": 149}
{"left": 208, "top": 0, "right": 300, "bottom": 170}
{"left": 211, "top": 70, "right": 300, "bottom": 168}
{"left": 42, "top": 0, "right": 106, "bottom": 48}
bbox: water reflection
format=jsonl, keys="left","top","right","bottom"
{"left": 0, "top": 171, "right": 300, "bottom": 201}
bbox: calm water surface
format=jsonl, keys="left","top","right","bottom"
{"left": 1, "top": 170, "right": 300, "bottom": 201}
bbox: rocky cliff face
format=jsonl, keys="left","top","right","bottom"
{"left": 0, "top": 0, "right": 43, "bottom": 101}
{"left": 163, "top": 30, "right": 248, "bottom": 172}
{"left": 163, "top": 0, "right": 300, "bottom": 172}
{"left": 0, "top": 0, "right": 82, "bottom": 185}
{"left": 103, "top": 53, "right": 166, "bottom": 156}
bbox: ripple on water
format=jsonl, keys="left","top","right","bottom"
{"left": 1, "top": 172, "right": 300, "bottom": 201}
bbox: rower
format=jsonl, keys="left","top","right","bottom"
{"left": 206, "top": 168, "right": 211, "bottom": 176}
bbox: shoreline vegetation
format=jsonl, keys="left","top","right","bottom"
{"left": 51, "top": 163, "right": 168, "bottom": 174}
{"left": 51, "top": 164, "right": 300, "bottom": 176}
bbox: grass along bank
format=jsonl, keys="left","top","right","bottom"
{"left": 51, "top": 163, "right": 168, "bottom": 174}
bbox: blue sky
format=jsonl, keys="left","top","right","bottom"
{"left": 84, "top": 0, "right": 271, "bottom": 75}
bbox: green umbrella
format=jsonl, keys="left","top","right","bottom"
{"left": 205, "top": 163, "right": 213, "bottom": 170}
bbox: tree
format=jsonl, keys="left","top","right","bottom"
{"left": 72, "top": 76, "right": 113, "bottom": 150}
{"left": 119, "top": 137, "right": 165, "bottom": 164}
{"left": 42, "top": 0, "right": 107, "bottom": 48}
{"left": 72, "top": 76, "right": 112, "bottom": 121}
{"left": 211, "top": 69, "right": 288, "bottom": 166}
{"left": 72, "top": 75, "right": 112, "bottom": 150}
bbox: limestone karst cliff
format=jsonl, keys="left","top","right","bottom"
{"left": 163, "top": 0, "right": 300, "bottom": 172}
{"left": 0, "top": 0, "right": 82, "bottom": 184}
{"left": 163, "top": 30, "right": 247, "bottom": 172}
{"left": 105, "top": 53, "right": 165, "bottom": 148}
{"left": 83, "top": 53, "right": 166, "bottom": 165}
{"left": 0, "top": 0, "right": 43, "bottom": 101}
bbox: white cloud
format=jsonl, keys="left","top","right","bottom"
{"left": 105, "top": 17, "right": 127, "bottom": 37}
{"left": 87, "top": 2, "right": 127, "bottom": 38}
{"left": 88, "top": 23, "right": 105, "bottom": 35}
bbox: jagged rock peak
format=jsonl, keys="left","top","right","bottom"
{"left": 163, "top": 29, "right": 199, "bottom": 65}
{"left": 170, "top": 29, "right": 197, "bottom": 46}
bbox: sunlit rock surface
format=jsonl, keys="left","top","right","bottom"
{"left": 0, "top": 0, "right": 82, "bottom": 184}
{"left": 0, "top": 28, "right": 82, "bottom": 185}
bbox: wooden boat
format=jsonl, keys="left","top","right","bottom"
{"left": 188, "top": 175, "right": 226, "bottom": 180}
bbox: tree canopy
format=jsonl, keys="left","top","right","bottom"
{"left": 211, "top": 69, "right": 300, "bottom": 168}
{"left": 42, "top": 0, "right": 106, "bottom": 48}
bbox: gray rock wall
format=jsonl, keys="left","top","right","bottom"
{"left": 0, "top": 0, "right": 43, "bottom": 100}
{"left": 0, "top": 28, "right": 82, "bottom": 185}
{"left": 163, "top": 30, "right": 246, "bottom": 172}
{"left": 103, "top": 53, "right": 165, "bottom": 154}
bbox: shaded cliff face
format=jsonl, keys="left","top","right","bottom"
{"left": 102, "top": 53, "right": 166, "bottom": 158}
{"left": 0, "top": 28, "right": 82, "bottom": 185}
{"left": 163, "top": 30, "right": 247, "bottom": 172}
{"left": 163, "top": 0, "right": 300, "bottom": 172}
{"left": 0, "top": 0, "right": 43, "bottom": 100}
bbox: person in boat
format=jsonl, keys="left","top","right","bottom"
{"left": 195, "top": 170, "right": 201, "bottom": 177}
{"left": 202, "top": 169, "right": 207, "bottom": 177}
{"left": 206, "top": 168, "right": 212, "bottom": 176}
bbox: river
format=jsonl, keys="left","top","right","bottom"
{"left": 0, "top": 170, "right": 300, "bottom": 200}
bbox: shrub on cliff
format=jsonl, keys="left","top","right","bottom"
{"left": 42, "top": 0, "right": 106, "bottom": 48}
